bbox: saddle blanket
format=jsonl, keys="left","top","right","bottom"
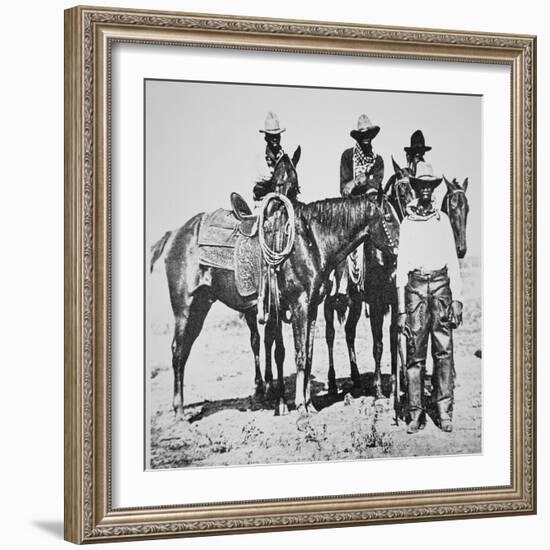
{"left": 198, "top": 208, "right": 261, "bottom": 297}
{"left": 198, "top": 209, "right": 240, "bottom": 270}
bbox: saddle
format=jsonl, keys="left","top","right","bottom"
{"left": 197, "top": 195, "right": 261, "bottom": 297}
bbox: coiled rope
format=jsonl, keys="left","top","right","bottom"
{"left": 258, "top": 192, "right": 296, "bottom": 267}
{"left": 257, "top": 192, "right": 296, "bottom": 323}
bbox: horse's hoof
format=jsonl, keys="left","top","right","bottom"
{"left": 274, "top": 398, "right": 289, "bottom": 417}
{"left": 295, "top": 406, "right": 310, "bottom": 430}
{"left": 440, "top": 419, "right": 453, "bottom": 432}
{"left": 173, "top": 406, "right": 186, "bottom": 421}
{"left": 254, "top": 382, "right": 265, "bottom": 398}
{"left": 264, "top": 381, "right": 275, "bottom": 397}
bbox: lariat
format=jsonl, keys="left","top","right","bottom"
{"left": 257, "top": 193, "right": 296, "bottom": 323}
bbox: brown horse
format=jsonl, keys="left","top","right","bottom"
{"left": 441, "top": 176, "right": 469, "bottom": 259}
{"left": 324, "top": 159, "right": 469, "bottom": 402}
{"left": 150, "top": 189, "right": 399, "bottom": 419}
{"left": 150, "top": 151, "right": 300, "bottom": 413}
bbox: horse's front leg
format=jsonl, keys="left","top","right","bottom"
{"left": 291, "top": 300, "right": 309, "bottom": 414}
{"left": 369, "top": 298, "right": 385, "bottom": 400}
{"left": 263, "top": 315, "right": 277, "bottom": 396}
{"left": 274, "top": 318, "right": 288, "bottom": 416}
{"left": 304, "top": 306, "right": 318, "bottom": 405}
{"left": 344, "top": 296, "right": 363, "bottom": 391}
{"left": 244, "top": 308, "right": 263, "bottom": 396}
{"left": 324, "top": 298, "right": 337, "bottom": 395}
{"left": 389, "top": 300, "right": 400, "bottom": 388}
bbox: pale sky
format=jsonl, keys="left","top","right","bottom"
{"left": 145, "top": 79, "right": 481, "bottom": 255}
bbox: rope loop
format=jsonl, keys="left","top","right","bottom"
{"left": 258, "top": 192, "right": 296, "bottom": 267}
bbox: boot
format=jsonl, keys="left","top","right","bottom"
{"left": 406, "top": 367, "right": 424, "bottom": 434}
{"left": 407, "top": 409, "right": 423, "bottom": 434}
{"left": 437, "top": 398, "right": 453, "bottom": 432}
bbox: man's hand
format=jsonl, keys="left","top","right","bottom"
{"left": 355, "top": 173, "right": 367, "bottom": 186}
{"left": 350, "top": 183, "right": 368, "bottom": 196}
{"left": 397, "top": 312, "right": 407, "bottom": 332}
{"left": 450, "top": 300, "right": 463, "bottom": 328}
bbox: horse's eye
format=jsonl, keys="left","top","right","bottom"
{"left": 451, "top": 196, "right": 459, "bottom": 208}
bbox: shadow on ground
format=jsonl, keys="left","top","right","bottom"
{"left": 181, "top": 372, "right": 396, "bottom": 422}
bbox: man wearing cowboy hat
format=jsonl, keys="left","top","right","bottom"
{"left": 335, "top": 114, "right": 385, "bottom": 299}
{"left": 253, "top": 112, "right": 287, "bottom": 200}
{"left": 404, "top": 129, "right": 432, "bottom": 175}
{"left": 396, "top": 162, "right": 463, "bottom": 434}
{"left": 340, "top": 114, "right": 384, "bottom": 197}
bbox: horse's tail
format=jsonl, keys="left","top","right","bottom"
{"left": 150, "top": 231, "right": 172, "bottom": 273}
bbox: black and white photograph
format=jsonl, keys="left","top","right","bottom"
{"left": 146, "top": 79, "right": 481, "bottom": 470}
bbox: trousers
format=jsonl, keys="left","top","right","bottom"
{"left": 405, "top": 267, "right": 455, "bottom": 415}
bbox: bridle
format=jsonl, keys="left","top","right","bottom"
{"left": 392, "top": 174, "right": 414, "bottom": 222}
{"left": 442, "top": 186, "right": 466, "bottom": 215}
{"left": 272, "top": 155, "right": 299, "bottom": 198}
{"left": 380, "top": 199, "right": 399, "bottom": 251}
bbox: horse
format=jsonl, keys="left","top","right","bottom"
{"left": 323, "top": 157, "right": 469, "bottom": 402}
{"left": 150, "top": 150, "right": 301, "bottom": 414}
{"left": 441, "top": 176, "right": 469, "bottom": 259}
{"left": 150, "top": 186, "right": 400, "bottom": 419}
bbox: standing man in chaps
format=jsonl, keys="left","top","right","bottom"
{"left": 396, "top": 162, "right": 463, "bottom": 434}
{"left": 337, "top": 114, "right": 384, "bottom": 298}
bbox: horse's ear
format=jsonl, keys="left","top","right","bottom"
{"left": 442, "top": 175, "right": 452, "bottom": 188}
{"left": 292, "top": 145, "right": 301, "bottom": 167}
{"left": 391, "top": 155, "right": 402, "bottom": 176}
{"left": 462, "top": 177, "right": 469, "bottom": 192}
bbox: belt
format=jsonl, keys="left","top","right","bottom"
{"left": 409, "top": 266, "right": 448, "bottom": 281}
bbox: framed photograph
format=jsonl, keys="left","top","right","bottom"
{"left": 64, "top": 5, "right": 536, "bottom": 544}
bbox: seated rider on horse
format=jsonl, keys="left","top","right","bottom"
{"left": 253, "top": 111, "right": 299, "bottom": 202}
{"left": 337, "top": 113, "right": 385, "bottom": 301}
{"left": 404, "top": 129, "right": 432, "bottom": 175}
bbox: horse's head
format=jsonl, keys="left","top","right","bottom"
{"left": 370, "top": 192, "right": 400, "bottom": 257}
{"left": 387, "top": 156, "right": 415, "bottom": 221}
{"left": 442, "top": 176, "right": 469, "bottom": 259}
{"left": 271, "top": 146, "right": 301, "bottom": 201}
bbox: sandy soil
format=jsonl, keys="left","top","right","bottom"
{"left": 148, "top": 258, "right": 482, "bottom": 469}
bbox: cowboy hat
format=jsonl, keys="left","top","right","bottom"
{"left": 404, "top": 129, "right": 432, "bottom": 154}
{"left": 259, "top": 111, "right": 286, "bottom": 134}
{"left": 350, "top": 114, "right": 380, "bottom": 141}
{"left": 409, "top": 161, "right": 442, "bottom": 192}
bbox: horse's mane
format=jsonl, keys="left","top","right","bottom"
{"left": 296, "top": 196, "right": 377, "bottom": 234}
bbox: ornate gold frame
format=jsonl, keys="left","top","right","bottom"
{"left": 64, "top": 5, "right": 537, "bottom": 544}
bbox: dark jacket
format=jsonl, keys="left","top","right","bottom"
{"left": 340, "top": 147, "right": 384, "bottom": 197}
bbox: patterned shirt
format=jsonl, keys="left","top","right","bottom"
{"left": 340, "top": 145, "right": 384, "bottom": 197}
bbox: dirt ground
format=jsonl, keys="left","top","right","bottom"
{"left": 147, "top": 257, "right": 482, "bottom": 469}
